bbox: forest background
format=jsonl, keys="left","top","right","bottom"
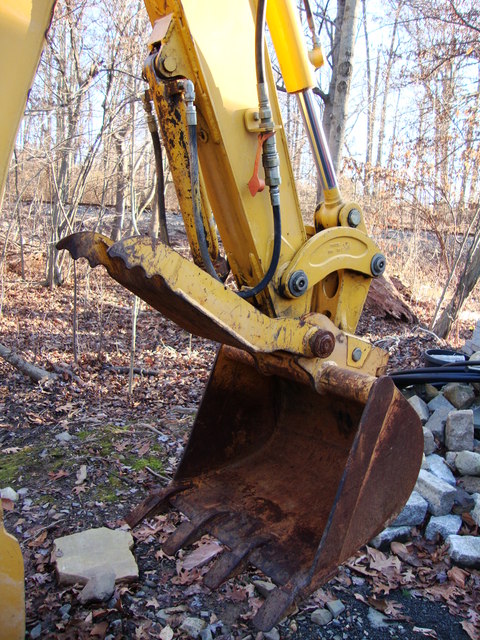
{"left": 2, "top": 0, "right": 480, "bottom": 341}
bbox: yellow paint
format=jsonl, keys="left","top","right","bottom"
{"left": 0, "top": 503, "right": 25, "bottom": 640}
{"left": 267, "top": 0, "right": 315, "bottom": 93}
{"left": 0, "top": 0, "right": 55, "bottom": 204}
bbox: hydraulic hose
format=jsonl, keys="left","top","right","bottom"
{"left": 142, "top": 93, "right": 170, "bottom": 244}
{"left": 183, "top": 81, "right": 221, "bottom": 281}
{"left": 240, "top": 0, "right": 282, "bottom": 299}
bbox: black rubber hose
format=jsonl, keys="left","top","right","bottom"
{"left": 188, "top": 123, "right": 220, "bottom": 281}
{"left": 239, "top": 0, "right": 282, "bottom": 300}
{"left": 255, "top": 0, "right": 267, "bottom": 86}
{"left": 238, "top": 198, "right": 282, "bottom": 299}
{"left": 150, "top": 125, "right": 170, "bottom": 245}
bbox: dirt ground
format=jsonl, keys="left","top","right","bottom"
{"left": 1, "top": 244, "right": 479, "bottom": 640}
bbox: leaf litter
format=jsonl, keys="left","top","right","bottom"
{"left": 0, "top": 256, "right": 478, "bottom": 638}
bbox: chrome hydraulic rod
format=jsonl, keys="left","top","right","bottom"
{"left": 296, "top": 89, "right": 337, "bottom": 191}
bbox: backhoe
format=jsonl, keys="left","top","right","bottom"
{"left": 0, "top": 0, "right": 423, "bottom": 635}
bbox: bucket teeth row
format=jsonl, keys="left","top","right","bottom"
{"left": 162, "top": 510, "right": 228, "bottom": 556}
{"left": 203, "top": 536, "right": 268, "bottom": 590}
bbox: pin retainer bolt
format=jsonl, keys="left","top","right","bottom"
{"left": 310, "top": 330, "right": 336, "bottom": 358}
{"left": 347, "top": 208, "right": 362, "bottom": 228}
{"left": 288, "top": 270, "right": 309, "bottom": 297}
{"left": 352, "top": 347, "right": 363, "bottom": 362}
{"left": 371, "top": 253, "right": 386, "bottom": 277}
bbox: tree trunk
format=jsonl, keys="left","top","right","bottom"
{"left": 322, "top": 0, "right": 359, "bottom": 171}
{"left": 432, "top": 214, "right": 480, "bottom": 338}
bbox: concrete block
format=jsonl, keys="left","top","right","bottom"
{"left": 471, "top": 493, "right": 480, "bottom": 526}
{"left": 54, "top": 527, "right": 138, "bottom": 585}
{"left": 425, "top": 514, "right": 462, "bottom": 541}
{"left": 455, "top": 451, "right": 480, "bottom": 476}
{"left": 445, "top": 410, "right": 474, "bottom": 452}
{"left": 408, "top": 395, "right": 430, "bottom": 423}
{"left": 425, "top": 408, "right": 451, "bottom": 443}
{"left": 427, "top": 394, "right": 455, "bottom": 413}
{"left": 423, "top": 428, "right": 436, "bottom": 455}
{"left": 391, "top": 491, "right": 428, "bottom": 527}
{"left": 447, "top": 535, "right": 480, "bottom": 568}
{"left": 423, "top": 454, "right": 456, "bottom": 486}
{"left": 458, "top": 476, "right": 480, "bottom": 494}
{"left": 443, "top": 383, "right": 475, "bottom": 409}
{"left": 369, "top": 526, "right": 411, "bottom": 549}
{"left": 415, "top": 469, "right": 456, "bottom": 516}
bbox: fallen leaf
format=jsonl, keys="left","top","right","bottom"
{"left": 48, "top": 469, "right": 69, "bottom": 481}
{"left": 181, "top": 541, "right": 223, "bottom": 571}
{"left": 447, "top": 566, "right": 469, "bottom": 589}
{"left": 159, "top": 625, "right": 174, "bottom": 640}
{"left": 0, "top": 498, "right": 14, "bottom": 511}
{"left": 90, "top": 621, "right": 108, "bottom": 637}
{"left": 461, "top": 621, "right": 480, "bottom": 640}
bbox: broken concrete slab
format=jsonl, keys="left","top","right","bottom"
{"left": 415, "top": 469, "right": 456, "bottom": 516}
{"left": 54, "top": 527, "right": 138, "bottom": 585}
{"left": 445, "top": 410, "right": 474, "bottom": 452}
{"left": 78, "top": 569, "right": 115, "bottom": 604}
{"left": 447, "top": 535, "right": 480, "bottom": 568}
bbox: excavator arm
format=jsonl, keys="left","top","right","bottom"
{"left": 0, "top": 0, "right": 423, "bottom": 633}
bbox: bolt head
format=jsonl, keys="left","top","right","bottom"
{"left": 347, "top": 208, "right": 361, "bottom": 227}
{"left": 352, "top": 347, "right": 363, "bottom": 362}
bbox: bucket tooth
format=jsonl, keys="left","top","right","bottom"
{"left": 125, "top": 483, "right": 190, "bottom": 528}
{"left": 253, "top": 586, "right": 297, "bottom": 632}
{"left": 204, "top": 537, "right": 267, "bottom": 589}
{"left": 162, "top": 511, "right": 228, "bottom": 557}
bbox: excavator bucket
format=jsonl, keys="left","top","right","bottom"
{"left": 128, "top": 347, "right": 422, "bottom": 630}
{"left": 58, "top": 232, "right": 423, "bottom": 630}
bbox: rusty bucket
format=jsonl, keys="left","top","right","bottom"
{"left": 128, "top": 345, "right": 422, "bottom": 630}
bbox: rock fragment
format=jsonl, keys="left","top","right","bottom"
{"left": 326, "top": 599, "right": 345, "bottom": 618}
{"left": 443, "top": 383, "right": 475, "bottom": 409}
{"left": 455, "top": 451, "right": 480, "bottom": 476}
{"left": 447, "top": 535, "right": 480, "bottom": 567}
{"left": 54, "top": 527, "right": 138, "bottom": 585}
{"left": 78, "top": 569, "right": 115, "bottom": 604}
{"left": 180, "top": 618, "right": 207, "bottom": 639}
{"left": 311, "top": 608, "right": 332, "bottom": 626}
{"left": 422, "top": 454, "right": 456, "bottom": 486}
{"left": 391, "top": 491, "right": 428, "bottom": 527}
{"left": 427, "top": 394, "right": 454, "bottom": 413}
{"left": 408, "top": 396, "right": 430, "bottom": 423}
{"left": 415, "top": 469, "right": 456, "bottom": 516}
{"left": 423, "top": 428, "right": 435, "bottom": 455}
{"left": 471, "top": 493, "right": 480, "bottom": 526}
{"left": 425, "top": 407, "right": 451, "bottom": 443}
{"left": 369, "top": 526, "right": 411, "bottom": 549}
{"left": 445, "top": 410, "right": 474, "bottom": 452}
{"left": 425, "top": 515, "right": 462, "bottom": 541}
{"left": 253, "top": 579, "right": 275, "bottom": 599}
{"left": 457, "top": 476, "right": 480, "bottom": 494}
